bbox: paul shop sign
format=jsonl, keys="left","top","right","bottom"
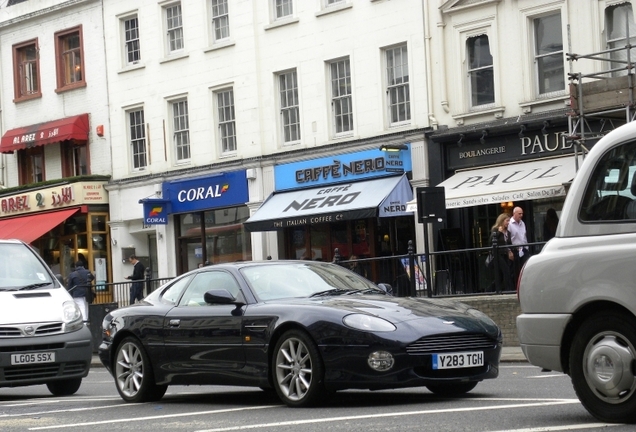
{"left": 162, "top": 171, "right": 249, "bottom": 214}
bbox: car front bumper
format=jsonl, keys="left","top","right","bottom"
{"left": 0, "top": 325, "right": 92, "bottom": 387}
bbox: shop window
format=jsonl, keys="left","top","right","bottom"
{"left": 13, "top": 39, "right": 41, "bottom": 101}
{"left": 18, "top": 146, "right": 44, "bottom": 185}
{"left": 54, "top": 26, "right": 86, "bottom": 92}
{"left": 62, "top": 141, "right": 89, "bottom": 177}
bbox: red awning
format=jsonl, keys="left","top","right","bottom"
{"left": 0, "top": 114, "right": 89, "bottom": 154}
{"left": 0, "top": 208, "right": 79, "bottom": 244}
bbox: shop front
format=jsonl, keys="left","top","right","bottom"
{"left": 245, "top": 146, "right": 415, "bottom": 285}
{"left": 0, "top": 180, "right": 110, "bottom": 287}
{"left": 427, "top": 112, "right": 617, "bottom": 293}
{"left": 153, "top": 171, "right": 251, "bottom": 274}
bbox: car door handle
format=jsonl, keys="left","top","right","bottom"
{"left": 169, "top": 319, "right": 180, "bottom": 327}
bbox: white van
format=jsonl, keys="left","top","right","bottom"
{"left": 0, "top": 239, "right": 92, "bottom": 395}
{"left": 517, "top": 120, "right": 636, "bottom": 424}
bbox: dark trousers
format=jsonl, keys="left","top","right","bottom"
{"left": 489, "top": 254, "right": 514, "bottom": 292}
{"left": 129, "top": 283, "right": 144, "bottom": 305}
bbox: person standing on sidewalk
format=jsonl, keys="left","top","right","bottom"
{"left": 508, "top": 206, "right": 530, "bottom": 285}
{"left": 125, "top": 255, "right": 145, "bottom": 305}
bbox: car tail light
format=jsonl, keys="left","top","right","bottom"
{"left": 516, "top": 263, "right": 526, "bottom": 301}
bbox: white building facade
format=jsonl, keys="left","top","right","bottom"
{"left": 103, "top": 0, "right": 432, "bottom": 287}
{"left": 0, "top": 0, "right": 113, "bottom": 288}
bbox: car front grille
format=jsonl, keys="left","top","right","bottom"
{"left": 0, "top": 343, "right": 65, "bottom": 353}
{"left": 406, "top": 333, "right": 497, "bottom": 355}
{"left": 3, "top": 361, "right": 87, "bottom": 381}
{"left": 0, "top": 322, "right": 64, "bottom": 338}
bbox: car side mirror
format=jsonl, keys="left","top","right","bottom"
{"left": 204, "top": 289, "right": 246, "bottom": 307}
{"left": 377, "top": 283, "right": 393, "bottom": 296}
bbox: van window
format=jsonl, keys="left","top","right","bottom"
{"left": 579, "top": 140, "right": 636, "bottom": 221}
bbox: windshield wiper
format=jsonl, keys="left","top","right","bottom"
{"left": 18, "top": 282, "right": 53, "bottom": 291}
{"left": 309, "top": 288, "right": 351, "bottom": 298}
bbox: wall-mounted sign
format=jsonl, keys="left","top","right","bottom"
{"left": 141, "top": 199, "right": 170, "bottom": 225}
{"left": 162, "top": 171, "right": 249, "bottom": 214}
{"left": 0, "top": 181, "right": 108, "bottom": 218}
{"left": 274, "top": 145, "right": 412, "bottom": 191}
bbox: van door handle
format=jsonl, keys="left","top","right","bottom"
{"left": 169, "top": 319, "right": 180, "bottom": 327}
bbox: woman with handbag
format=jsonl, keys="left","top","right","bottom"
{"left": 487, "top": 213, "right": 515, "bottom": 292}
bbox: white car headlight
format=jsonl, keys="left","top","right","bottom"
{"left": 62, "top": 300, "right": 84, "bottom": 332}
{"left": 343, "top": 314, "right": 396, "bottom": 332}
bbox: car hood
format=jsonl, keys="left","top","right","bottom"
{"left": 281, "top": 295, "right": 495, "bottom": 327}
{"left": 0, "top": 287, "right": 71, "bottom": 324}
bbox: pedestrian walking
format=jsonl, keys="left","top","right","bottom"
{"left": 125, "top": 255, "right": 146, "bottom": 305}
{"left": 508, "top": 206, "right": 530, "bottom": 285}
{"left": 488, "top": 213, "right": 514, "bottom": 292}
{"left": 67, "top": 261, "right": 95, "bottom": 323}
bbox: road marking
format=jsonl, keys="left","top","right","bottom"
{"left": 27, "top": 405, "right": 277, "bottom": 430}
{"left": 188, "top": 400, "right": 582, "bottom": 432}
{"left": 0, "top": 403, "right": 140, "bottom": 418}
{"left": 487, "top": 423, "right": 622, "bottom": 431}
{"left": 527, "top": 374, "right": 567, "bottom": 379}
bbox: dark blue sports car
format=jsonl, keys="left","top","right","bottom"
{"left": 99, "top": 260, "right": 501, "bottom": 407}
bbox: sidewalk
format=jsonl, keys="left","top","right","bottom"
{"left": 90, "top": 346, "right": 527, "bottom": 368}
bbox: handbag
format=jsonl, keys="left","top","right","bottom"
{"left": 485, "top": 252, "right": 494, "bottom": 268}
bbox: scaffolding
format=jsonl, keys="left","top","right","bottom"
{"left": 566, "top": 17, "right": 636, "bottom": 169}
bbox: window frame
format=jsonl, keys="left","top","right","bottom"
{"left": 328, "top": 57, "right": 353, "bottom": 137}
{"left": 214, "top": 88, "right": 237, "bottom": 154}
{"left": 12, "top": 39, "right": 41, "bottom": 102}
{"left": 210, "top": 0, "right": 230, "bottom": 43}
{"left": 466, "top": 34, "right": 495, "bottom": 109}
{"left": 384, "top": 44, "right": 411, "bottom": 127}
{"left": 62, "top": 141, "right": 90, "bottom": 177}
{"left": 164, "top": 2, "right": 185, "bottom": 55}
{"left": 127, "top": 107, "right": 148, "bottom": 171}
{"left": 54, "top": 26, "right": 86, "bottom": 93}
{"left": 273, "top": 0, "right": 294, "bottom": 20}
{"left": 277, "top": 69, "right": 301, "bottom": 145}
{"left": 532, "top": 12, "right": 565, "bottom": 97}
{"left": 605, "top": 2, "right": 636, "bottom": 77}
{"left": 121, "top": 13, "right": 141, "bottom": 67}
{"left": 18, "top": 146, "right": 45, "bottom": 185}
{"left": 170, "top": 98, "right": 191, "bottom": 163}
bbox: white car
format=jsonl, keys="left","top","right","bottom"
{"left": 517, "top": 121, "right": 636, "bottom": 424}
{"left": 0, "top": 239, "right": 92, "bottom": 395}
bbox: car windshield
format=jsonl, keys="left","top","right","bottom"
{"left": 240, "top": 262, "right": 382, "bottom": 301}
{"left": 0, "top": 243, "right": 55, "bottom": 290}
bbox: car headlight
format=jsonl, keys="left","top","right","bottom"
{"left": 62, "top": 300, "right": 84, "bottom": 332}
{"left": 343, "top": 314, "right": 396, "bottom": 332}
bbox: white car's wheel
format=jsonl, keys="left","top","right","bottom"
{"left": 570, "top": 312, "right": 636, "bottom": 423}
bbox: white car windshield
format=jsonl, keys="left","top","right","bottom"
{"left": 240, "top": 262, "right": 381, "bottom": 301}
{"left": 0, "top": 243, "right": 55, "bottom": 290}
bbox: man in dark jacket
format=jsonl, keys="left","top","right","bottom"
{"left": 67, "top": 261, "right": 95, "bottom": 323}
{"left": 126, "top": 255, "right": 145, "bottom": 305}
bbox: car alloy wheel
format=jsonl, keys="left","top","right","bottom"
{"left": 273, "top": 329, "right": 325, "bottom": 407}
{"left": 114, "top": 336, "right": 167, "bottom": 403}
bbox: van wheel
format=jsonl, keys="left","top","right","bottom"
{"left": 570, "top": 312, "right": 636, "bottom": 423}
{"left": 47, "top": 378, "right": 82, "bottom": 396}
{"left": 114, "top": 337, "right": 167, "bottom": 403}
